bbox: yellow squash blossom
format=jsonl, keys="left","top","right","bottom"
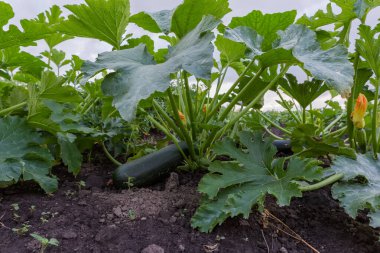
{"left": 351, "top": 93, "right": 367, "bottom": 129}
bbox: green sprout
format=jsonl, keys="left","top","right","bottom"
{"left": 30, "top": 233, "right": 59, "bottom": 253}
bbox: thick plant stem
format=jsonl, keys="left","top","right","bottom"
{"left": 300, "top": 173, "right": 344, "bottom": 192}
{"left": 152, "top": 100, "right": 184, "bottom": 140}
{"left": 302, "top": 107, "right": 306, "bottom": 124}
{"left": 167, "top": 89, "right": 197, "bottom": 160}
{"left": 183, "top": 72, "right": 197, "bottom": 141}
{"left": 82, "top": 97, "right": 100, "bottom": 115}
{"left": 338, "top": 22, "right": 351, "bottom": 47}
{"left": 219, "top": 67, "right": 265, "bottom": 121}
{"left": 277, "top": 91, "right": 302, "bottom": 124}
{"left": 145, "top": 114, "right": 189, "bottom": 160}
{"left": 347, "top": 53, "right": 360, "bottom": 147}
{"left": 372, "top": 77, "right": 380, "bottom": 159}
{"left": 324, "top": 112, "right": 345, "bottom": 134}
{"left": 210, "top": 67, "right": 228, "bottom": 109}
{"left": 204, "top": 65, "right": 290, "bottom": 150}
{"left": 256, "top": 110, "right": 291, "bottom": 135}
{"left": 324, "top": 126, "right": 347, "bottom": 139}
{"left": 0, "top": 101, "right": 27, "bottom": 116}
{"left": 101, "top": 142, "right": 122, "bottom": 166}
{"left": 206, "top": 61, "right": 260, "bottom": 121}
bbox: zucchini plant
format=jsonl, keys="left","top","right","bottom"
{"left": 82, "top": 0, "right": 354, "bottom": 170}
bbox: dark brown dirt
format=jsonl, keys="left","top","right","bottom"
{"left": 0, "top": 161, "right": 379, "bottom": 253}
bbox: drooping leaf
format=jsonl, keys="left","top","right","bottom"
{"left": 229, "top": 10, "right": 297, "bottom": 51}
{"left": 279, "top": 73, "right": 328, "bottom": 108}
{"left": 331, "top": 154, "right": 380, "bottom": 228}
{"left": 130, "top": 9, "right": 174, "bottom": 34}
{"left": 0, "top": 2, "right": 55, "bottom": 50}
{"left": 0, "top": 116, "right": 56, "bottom": 193}
{"left": 171, "top": 0, "right": 230, "bottom": 38}
{"left": 58, "top": 0, "right": 130, "bottom": 48}
{"left": 82, "top": 16, "right": 219, "bottom": 121}
{"left": 191, "top": 132, "right": 323, "bottom": 232}
{"left": 57, "top": 132, "right": 82, "bottom": 176}
{"left": 226, "top": 24, "right": 354, "bottom": 97}
{"left": 276, "top": 24, "right": 354, "bottom": 97}
{"left": 224, "top": 27, "right": 263, "bottom": 58}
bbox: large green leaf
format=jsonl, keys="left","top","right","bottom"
{"left": 225, "top": 24, "right": 354, "bottom": 97}
{"left": 171, "top": 0, "right": 230, "bottom": 38}
{"left": 58, "top": 0, "right": 130, "bottom": 48}
{"left": 0, "top": 116, "right": 56, "bottom": 193}
{"left": 331, "top": 154, "right": 380, "bottom": 228}
{"left": 82, "top": 16, "right": 219, "bottom": 121}
{"left": 0, "top": 2, "right": 55, "bottom": 50}
{"left": 229, "top": 10, "right": 296, "bottom": 51}
{"left": 130, "top": 9, "right": 174, "bottom": 34}
{"left": 224, "top": 27, "right": 263, "bottom": 58}
{"left": 275, "top": 24, "right": 354, "bottom": 97}
{"left": 279, "top": 73, "right": 328, "bottom": 108}
{"left": 191, "top": 132, "right": 323, "bottom": 232}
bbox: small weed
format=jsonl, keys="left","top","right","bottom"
{"left": 128, "top": 209, "right": 136, "bottom": 220}
{"left": 123, "top": 177, "right": 135, "bottom": 190}
{"left": 76, "top": 180, "right": 86, "bottom": 190}
{"left": 40, "top": 211, "right": 59, "bottom": 224}
{"left": 64, "top": 190, "right": 76, "bottom": 198}
{"left": 12, "top": 222, "right": 31, "bottom": 236}
{"left": 30, "top": 233, "right": 59, "bottom": 253}
{"left": 29, "top": 205, "right": 36, "bottom": 214}
{"left": 10, "top": 203, "right": 20, "bottom": 221}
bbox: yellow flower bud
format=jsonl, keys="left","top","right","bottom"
{"left": 178, "top": 111, "right": 186, "bottom": 124}
{"left": 351, "top": 93, "right": 367, "bottom": 129}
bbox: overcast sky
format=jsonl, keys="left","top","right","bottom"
{"left": 3, "top": 0, "right": 380, "bottom": 110}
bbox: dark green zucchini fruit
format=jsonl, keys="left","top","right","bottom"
{"left": 113, "top": 142, "right": 189, "bottom": 187}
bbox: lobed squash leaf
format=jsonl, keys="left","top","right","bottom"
{"left": 191, "top": 132, "right": 323, "bottom": 232}
{"left": 0, "top": 1, "right": 55, "bottom": 50}
{"left": 0, "top": 116, "right": 57, "bottom": 193}
{"left": 279, "top": 73, "right": 328, "bottom": 109}
{"left": 331, "top": 154, "right": 380, "bottom": 228}
{"left": 226, "top": 24, "right": 354, "bottom": 97}
{"left": 81, "top": 16, "right": 220, "bottom": 121}
{"left": 229, "top": 10, "right": 297, "bottom": 51}
{"left": 58, "top": 0, "right": 130, "bottom": 49}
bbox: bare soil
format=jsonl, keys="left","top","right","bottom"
{"left": 0, "top": 159, "right": 379, "bottom": 253}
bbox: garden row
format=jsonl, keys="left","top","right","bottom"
{"left": 0, "top": 0, "right": 380, "bottom": 235}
